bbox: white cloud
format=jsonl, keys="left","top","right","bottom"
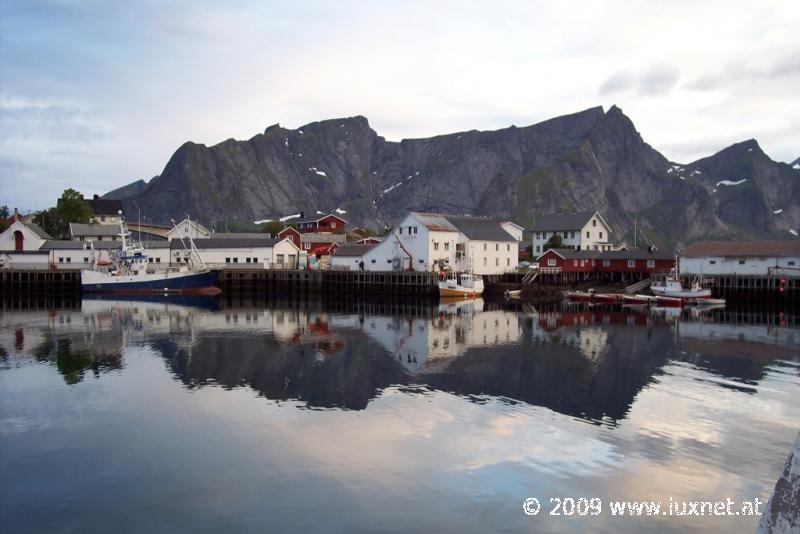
{"left": 1, "top": 0, "right": 799, "bottom": 209}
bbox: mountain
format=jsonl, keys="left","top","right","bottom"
{"left": 103, "top": 179, "right": 149, "bottom": 200}
{"left": 112, "top": 106, "right": 800, "bottom": 246}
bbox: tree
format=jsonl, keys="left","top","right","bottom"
{"left": 0, "top": 205, "right": 10, "bottom": 233}
{"left": 544, "top": 233, "right": 563, "bottom": 251}
{"left": 32, "top": 189, "right": 93, "bottom": 238}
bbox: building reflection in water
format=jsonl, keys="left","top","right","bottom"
{"left": 1, "top": 295, "right": 798, "bottom": 421}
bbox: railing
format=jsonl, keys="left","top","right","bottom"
{"left": 538, "top": 267, "right": 562, "bottom": 274}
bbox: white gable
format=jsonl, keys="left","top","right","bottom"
{"left": 0, "top": 220, "right": 48, "bottom": 251}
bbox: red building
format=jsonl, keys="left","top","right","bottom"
{"left": 296, "top": 213, "right": 347, "bottom": 234}
{"left": 536, "top": 247, "right": 675, "bottom": 282}
{"left": 277, "top": 227, "right": 302, "bottom": 248}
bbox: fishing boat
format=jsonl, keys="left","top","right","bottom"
{"left": 651, "top": 274, "right": 711, "bottom": 299}
{"left": 504, "top": 289, "right": 522, "bottom": 298}
{"left": 566, "top": 290, "right": 595, "bottom": 302}
{"left": 81, "top": 216, "right": 221, "bottom": 295}
{"left": 438, "top": 272, "right": 484, "bottom": 298}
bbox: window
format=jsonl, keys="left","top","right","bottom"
{"left": 573, "top": 259, "right": 578, "bottom": 266}
{"left": 304, "top": 243, "right": 310, "bottom": 250}
{"left": 371, "top": 259, "right": 376, "bottom": 264}
{"left": 570, "top": 231, "right": 575, "bottom": 238}
{"left": 563, "top": 232, "right": 568, "bottom": 238}
{"left": 506, "top": 258, "right": 510, "bottom": 266}
{"left": 399, "top": 227, "right": 403, "bottom": 235}
{"left": 789, "top": 261, "right": 796, "bottom": 266}
{"left": 331, "top": 222, "right": 336, "bottom": 228}
{"left": 738, "top": 259, "right": 745, "bottom": 265}
{"left": 627, "top": 260, "right": 635, "bottom": 268}
{"left": 599, "top": 231, "right": 603, "bottom": 239}
{"left": 483, "top": 243, "right": 487, "bottom": 251}
{"left": 495, "top": 243, "right": 499, "bottom": 251}
{"left": 407, "top": 226, "right": 412, "bottom": 234}
{"left": 483, "top": 258, "right": 487, "bottom": 266}
{"left": 252, "top": 258, "right": 257, "bottom": 263}
{"left": 387, "top": 259, "right": 391, "bottom": 263}
{"left": 535, "top": 245, "right": 541, "bottom": 253}
{"left": 506, "top": 244, "right": 510, "bottom": 251}
{"left": 413, "top": 226, "right": 418, "bottom": 234}
{"left": 536, "top": 232, "right": 541, "bottom": 239}
{"left": 419, "top": 259, "right": 424, "bottom": 264}
{"left": 547, "top": 259, "right": 556, "bottom": 267}
{"left": 246, "top": 258, "right": 251, "bottom": 263}
{"left": 58, "top": 257, "right": 63, "bottom": 263}
{"left": 148, "top": 258, "right": 153, "bottom": 263}
{"left": 710, "top": 260, "right": 716, "bottom": 265}
{"left": 112, "top": 236, "right": 117, "bottom": 241}
{"left": 494, "top": 257, "right": 498, "bottom": 266}
{"left": 84, "top": 257, "right": 89, "bottom": 263}
{"left": 434, "top": 242, "right": 439, "bottom": 251}
{"left": 233, "top": 257, "right": 239, "bottom": 263}
{"left": 444, "top": 242, "right": 450, "bottom": 251}
{"left": 66, "top": 257, "right": 71, "bottom": 263}
{"left": 226, "top": 257, "right": 231, "bottom": 263}
{"left": 592, "top": 219, "right": 597, "bottom": 227}
{"left": 647, "top": 260, "right": 655, "bottom": 268}
{"left": 156, "top": 258, "right": 161, "bottom": 263}
{"left": 586, "top": 231, "right": 590, "bottom": 239}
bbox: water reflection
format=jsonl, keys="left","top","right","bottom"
{"left": 2, "top": 297, "right": 797, "bottom": 423}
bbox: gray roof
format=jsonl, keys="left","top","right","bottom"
{"left": 410, "top": 212, "right": 459, "bottom": 232}
{"left": 87, "top": 198, "right": 123, "bottom": 216}
{"left": 300, "top": 233, "right": 347, "bottom": 243}
{"left": 295, "top": 213, "right": 348, "bottom": 225}
{"left": 332, "top": 243, "right": 376, "bottom": 257}
{"left": 538, "top": 248, "right": 602, "bottom": 260}
{"left": 210, "top": 232, "right": 271, "bottom": 239}
{"left": 443, "top": 215, "right": 517, "bottom": 242}
{"left": 141, "top": 240, "right": 171, "bottom": 249}
{"left": 531, "top": 212, "right": 599, "bottom": 232}
{"left": 597, "top": 248, "right": 673, "bottom": 260}
{"left": 683, "top": 240, "right": 800, "bottom": 258}
{"left": 41, "top": 240, "right": 122, "bottom": 250}
{"left": 170, "top": 238, "right": 282, "bottom": 250}
{"left": 70, "top": 223, "right": 120, "bottom": 237}
{"left": 22, "top": 221, "right": 53, "bottom": 239}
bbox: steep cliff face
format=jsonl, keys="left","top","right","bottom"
{"left": 116, "top": 107, "right": 800, "bottom": 246}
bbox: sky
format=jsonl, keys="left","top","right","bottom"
{"left": 1, "top": 0, "right": 799, "bottom": 211}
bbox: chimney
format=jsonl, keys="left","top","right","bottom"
{"left": 13, "top": 208, "right": 19, "bottom": 222}
{"left": 93, "top": 194, "right": 99, "bottom": 200}
{"left": 300, "top": 211, "right": 305, "bottom": 219}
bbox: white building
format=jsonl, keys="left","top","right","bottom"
{"left": 351, "top": 212, "right": 518, "bottom": 275}
{"left": 0, "top": 220, "right": 52, "bottom": 251}
{"left": 330, "top": 244, "right": 378, "bottom": 270}
{"left": 531, "top": 211, "right": 613, "bottom": 255}
{"left": 680, "top": 241, "right": 800, "bottom": 277}
{"left": 70, "top": 223, "right": 121, "bottom": 242}
{"left": 171, "top": 237, "right": 300, "bottom": 269}
{"left": 40, "top": 240, "right": 121, "bottom": 269}
{"left": 500, "top": 221, "right": 525, "bottom": 242}
{"left": 166, "top": 218, "right": 211, "bottom": 241}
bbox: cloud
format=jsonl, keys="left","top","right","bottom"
{"left": 599, "top": 64, "right": 680, "bottom": 96}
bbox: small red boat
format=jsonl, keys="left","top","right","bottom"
{"left": 656, "top": 296, "right": 683, "bottom": 307}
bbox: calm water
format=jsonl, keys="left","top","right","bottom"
{"left": 1, "top": 295, "right": 798, "bottom": 533}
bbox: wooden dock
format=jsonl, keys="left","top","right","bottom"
{"left": 682, "top": 274, "right": 798, "bottom": 302}
{"left": 219, "top": 269, "right": 439, "bottom": 296}
{"left": 0, "top": 269, "right": 81, "bottom": 294}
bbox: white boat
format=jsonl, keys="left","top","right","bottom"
{"left": 651, "top": 275, "right": 711, "bottom": 299}
{"left": 438, "top": 272, "right": 484, "bottom": 298}
{"left": 81, "top": 216, "right": 221, "bottom": 295}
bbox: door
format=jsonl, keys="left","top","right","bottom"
{"left": 13, "top": 230, "right": 23, "bottom": 251}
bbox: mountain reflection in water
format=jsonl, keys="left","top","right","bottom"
{"left": 2, "top": 296, "right": 797, "bottom": 424}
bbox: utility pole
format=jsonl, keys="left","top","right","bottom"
{"left": 634, "top": 216, "right": 637, "bottom": 247}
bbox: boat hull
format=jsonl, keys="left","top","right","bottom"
{"left": 651, "top": 287, "right": 712, "bottom": 299}
{"left": 81, "top": 269, "right": 221, "bottom": 294}
{"left": 439, "top": 286, "right": 483, "bottom": 298}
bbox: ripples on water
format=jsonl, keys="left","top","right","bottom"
{"left": 1, "top": 294, "right": 798, "bottom": 533}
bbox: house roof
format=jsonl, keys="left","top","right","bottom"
{"left": 170, "top": 238, "right": 282, "bottom": 250}
{"left": 300, "top": 233, "right": 347, "bottom": 243}
{"left": 69, "top": 223, "right": 120, "bottom": 237}
{"left": 22, "top": 221, "right": 53, "bottom": 239}
{"left": 41, "top": 240, "right": 122, "bottom": 250}
{"left": 682, "top": 240, "right": 800, "bottom": 258}
{"left": 332, "top": 243, "right": 376, "bottom": 257}
{"left": 410, "top": 212, "right": 459, "bottom": 232}
{"left": 278, "top": 227, "right": 301, "bottom": 235}
{"left": 501, "top": 221, "right": 525, "bottom": 231}
{"left": 444, "top": 215, "right": 517, "bottom": 242}
{"left": 597, "top": 248, "right": 674, "bottom": 261}
{"left": 537, "top": 248, "right": 602, "bottom": 260}
{"left": 209, "top": 232, "right": 269, "bottom": 239}
{"left": 141, "top": 240, "right": 171, "bottom": 249}
{"left": 87, "top": 198, "right": 123, "bottom": 216}
{"left": 295, "top": 213, "right": 348, "bottom": 225}
{"left": 532, "top": 211, "right": 606, "bottom": 232}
